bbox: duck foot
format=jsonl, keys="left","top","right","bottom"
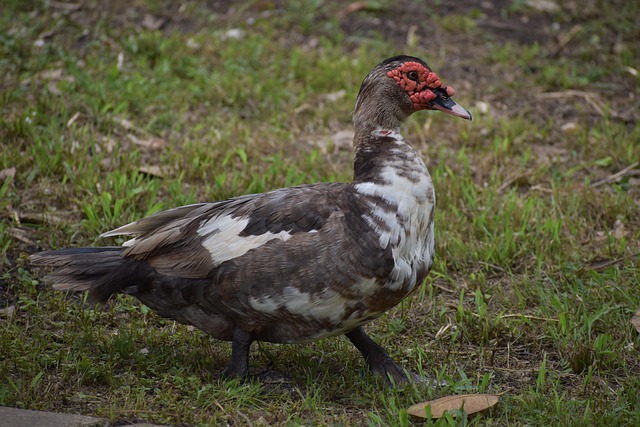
{"left": 219, "top": 328, "right": 254, "bottom": 380}
{"left": 346, "top": 326, "right": 421, "bottom": 386}
{"left": 217, "top": 331, "right": 299, "bottom": 393}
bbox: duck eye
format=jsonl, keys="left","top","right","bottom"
{"left": 407, "top": 71, "right": 419, "bottom": 81}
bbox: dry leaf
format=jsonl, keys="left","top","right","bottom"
{"left": 222, "top": 28, "right": 245, "bottom": 40}
{"left": 320, "top": 90, "right": 346, "bottom": 103}
{"left": 139, "top": 165, "right": 165, "bottom": 177}
{"left": 313, "top": 130, "right": 353, "bottom": 154}
{"left": 49, "top": 1, "right": 82, "bottom": 11}
{"left": 67, "top": 111, "right": 81, "bottom": 127}
{"left": 408, "top": 394, "right": 500, "bottom": 419}
{"left": 39, "top": 68, "right": 63, "bottom": 80}
{"left": 525, "top": 0, "right": 560, "bottom": 12}
{"left": 330, "top": 130, "right": 354, "bottom": 151}
{"left": 0, "top": 167, "right": 16, "bottom": 180}
{"left": 142, "top": 14, "right": 166, "bottom": 30}
{"left": 561, "top": 122, "right": 580, "bottom": 133}
{"left": 114, "top": 117, "right": 134, "bottom": 130}
{"left": 474, "top": 101, "right": 490, "bottom": 115}
{"left": 339, "top": 1, "right": 368, "bottom": 16}
{"left": 129, "top": 134, "right": 167, "bottom": 149}
{"left": 47, "top": 80, "right": 62, "bottom": 95}
{"left": 0, "top": 306, "right": 16, "bottom": 317}
{"left": 631, "top": 311, "right": 640, "bottom": 334}
{"left": 612, "top": 219, "right": 626, "bottom": 239}
{"left": 406, "top": 24, "right": 419, "bottom": 47}
{"left": 8, "top": 227, "right": 36, "bottom": 245}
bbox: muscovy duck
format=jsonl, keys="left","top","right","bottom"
{"left": 31, "top": 55, "right": 471, "bottom": 384}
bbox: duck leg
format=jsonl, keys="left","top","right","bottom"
{"left": 222, "top": 328, "right": 254, "bottom": 378}
{"left": 346, "top": 326, "right": 414, "bottom": 384}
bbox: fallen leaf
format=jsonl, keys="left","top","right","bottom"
{"left": 8, "top": 227, "right": 36, "bottom": 245}
{"left": 339, "top": 1, "right": 369, "bottom": 17}
{"left": 222, "top": 28, "right": 245, "bottom": 40}
{"left": 39, "top": 68, "right": 63, "bottom": 80}
{"left": 0, "top": 167, "right": 16, "bottom": 180}
{"left": 408, "top": 394, "right": 500, "bottom": 419}
{"left": 631, "top": 311, "right": 640, "bottom": 334}
{"left": 525, "top": 0, "right": 559, "bottom": 12}
{"left": 47, "top": 80, "right": 62, "bottom": 95}
{"left": 129, "top": 134, "right": 167, "bottom": 149}
{"left": 49, "top": 1, "right": 82, "bottom": 11}
{"left": 474, "top": 101, "right": 490, "bottom": 115}
{"left": 0, "top": 306, "right": 16, "bottom": 317}
{"left": 320, "top": 89, "right": 346, "bottom": 103}
{"left": 406, "top": 24, "right": 419, "bottom": 47}
{"left": 67, "top": 111, "right": 81, "bottom": 127}
{"left": 330, "top": 130, "right": 354, "bottom": 150}
{"left": 561, "top": 122, "right": 580, "bottom": 133}
{"left": 313, "top": 130, "right": 353, "bottom": 154}
{"left": 38, "top": 69, "right": 75, "bottom": 83}
{"left": 114, "top": 117, "right": 134, "bottom": 130}
{"left": 612, "top": 219, "right": 626, "bottom": 239}
{"left": 142, "top": 14, "right": 166, "bottom": 30}
{"left": 187, "top": 37, "right": 202, "bottom": 50}
{"left": 18, "top": 211, "right": 69, "bottom": 226}
{"left": 139, "top": 165, "right": 166, "bottom": 177}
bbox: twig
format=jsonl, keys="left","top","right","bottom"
{"left": 582, "top": 253, "right": 639, "bottom": 272}
{"left": 67, "top": 111, "right": 81, "bottom": 127}
{"left": 537, "top": 90, "right": 622, "bottom": 118}
{"left": 529, "top": 185, "right": 554, "bottom": 193}
{"left": 551, "top": 24, "right": 582, "bottom": 57}
{"left": 478, "top": 261, "right": 507, "bottom": 274}
{"left": 236, "top": 410, "right": 254, "bottom": 427}
{"left": 591, "top": 162, "right": 640, "bottom": 188}
{"left": 491, "top": 366, "right": 532, "bottom": 373}
{"left": 501, "top": 314, "right": 559, "bottom": 322}
{"left": 213, "top": 399, "right": 225, "bottom": 412}
{"left": 498, "top": 172, "right": 532, "bottom": 193}
{"left": 430, "top": 281, "right": 456, "bottom": 293}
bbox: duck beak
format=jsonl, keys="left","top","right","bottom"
{"left": 429, "top": 88, "right": 472, "bottom": 121}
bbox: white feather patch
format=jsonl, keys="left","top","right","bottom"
{"left": 197, "top": 215, "right": 292, "bottom": 265}
{"left": 355, "top": 154, "right": 436, "bottom": 293}
{"left": 122, "top": 238, "right": 137, "bottom": 247}
{"left": 249, "top": 287, "right": 348, "bottom": 324}
{"left": 285, "top": 287, "right": 348, "bottom": 323}
{"left": 247, "top": 278, "right": 388, "bottom": 329}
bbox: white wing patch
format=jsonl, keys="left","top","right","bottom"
{"left": 197, "top": 215, "right": 292, "bottom": 266}
{"left": 121, "top": 238, "right": 137, "bottom": 247}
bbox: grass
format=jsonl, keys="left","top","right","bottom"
{"left": 1, "top": 0, "right": 639, "bottom": 425}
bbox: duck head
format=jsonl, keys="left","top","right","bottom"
{"left": 353, "top": 55, "right": 471, "bottom": 136}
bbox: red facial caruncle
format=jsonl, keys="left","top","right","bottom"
{"left": 387, "top": 61, "right": 456, "bottom": 110}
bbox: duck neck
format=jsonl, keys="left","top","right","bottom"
{"left": 352, "top": 128, "right": 425, "bottom": 185}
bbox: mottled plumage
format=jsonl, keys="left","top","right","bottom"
{"left": 31, "top": 55, "right": 471, "bottom": 383}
